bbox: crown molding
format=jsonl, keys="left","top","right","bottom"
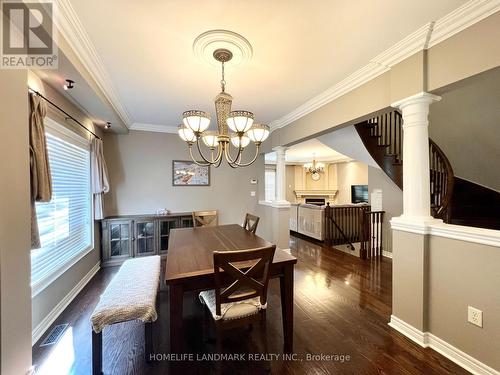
{"left": 370, "top": 23, "right": 433, "bottom": 68}
{"left": 269, "top": 62, "right": 388, "bottom": 131}
{"left": 428, "top": 0, "right": 500, "bottom": 48}
{"left": 54, "top": 0, "right": 133, "bottom": 127}
{"left": 269, "top": 0, "right": 500, "bottom": 132}
{"left": 130, "top": 123, "right": 178, "bottom": 134}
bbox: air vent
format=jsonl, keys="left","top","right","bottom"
{"left": 40, "top": 323, "right": 69, "bottom": 347}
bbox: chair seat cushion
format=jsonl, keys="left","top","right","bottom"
{"left": 91, "top": 256, "right": 161, "bottom": 333}
{"left": 199, "top": 289, "right": 266, "bottom": 321}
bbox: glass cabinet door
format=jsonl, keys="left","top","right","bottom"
{"left": 158, "top": 218, "right": 179, "bottom": 253}
{"left": 134, "top": 220, "right": 157, "bottom": 256}
{"left": 180, "top": 216, "right": 194, "bottom": 228}
{"left": 109, "top": 220, "right": 133, "bottom": 259}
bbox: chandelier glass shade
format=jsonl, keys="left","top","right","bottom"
{"left": 178, "top": 48, "right": 269, "bottom": 167}
{"left": 178, "top": 124, "right": 197, "bottom": 143}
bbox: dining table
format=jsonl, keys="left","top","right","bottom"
{"left": 165, "top": 224, "right": 297, "bottom": 353}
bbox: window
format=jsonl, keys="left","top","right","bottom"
{"left": 265, "top": 167, "right": 276, "bottom": 201}
{"left": 31, "top": 119, "right": 92, "bottom": 295}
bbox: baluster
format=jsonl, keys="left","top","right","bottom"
{"left": 399, "top": 114, "right": 403, "bottom": 161}
{"left": 372, "top": 213, "right": 375, "bottom": 258}
{"left": 383, "top": 113, "right": 387, "bottom": 147}
{"left": 389, "top": 112, "right": 393, "bottom": 154}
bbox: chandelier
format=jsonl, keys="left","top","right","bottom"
{"left": 304, "top": 155, "right": 325, "bottom": 174}
{"left": 178, "top": 48, "right": 269, "bottom": 168}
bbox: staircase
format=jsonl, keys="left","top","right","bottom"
{"left": 354, "top": 110, "right": 454, "bottom": 221}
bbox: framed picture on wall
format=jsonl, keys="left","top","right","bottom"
{"left": 172, "top": 160, "right": 211, "bottom": 186}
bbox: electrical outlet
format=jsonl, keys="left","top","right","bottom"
{"left": 467, "top": 306, "right": 483, "bottom": 327}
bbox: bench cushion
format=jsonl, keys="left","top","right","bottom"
{"left": 91, "top": 256, "right": 161, "bottom": 333}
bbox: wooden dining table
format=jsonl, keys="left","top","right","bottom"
{"left": 165, "top": 224, "right": 297, "bottom": 352}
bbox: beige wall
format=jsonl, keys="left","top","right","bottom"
{"left": 368, "top": 167, "right": 403, "bottom": 252}
{"left": 392, "top": 230, "right": 428, "bottom": 331}
{"left": 104, "top": 131, "right": 267, "bottom": 235}
{"left": 393, "top": 229, "right": 500, "bottom": 371}
{"left": 429, "top": 66, "right": 500, "bottom": 192}
{"left": 427, "top": 235, "right": 500, "bottom": 371}
{"left": 285, "top": 165, "right": 296, "bottom": 203}
{"left": 336, "top": 161, "right": 368, "bottom": 204}
{"left": 427, "top": 12, "right": 500, "bottom": 92}
{"left": 0, "top": 70, "right": 32, "bottom": 375}
{"left": 28, "top": 75, "right": 103, "bottom": 335}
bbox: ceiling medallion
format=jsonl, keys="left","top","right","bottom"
{"left": 193, "top": 29, "right": 253, "bottom": 68}
{"left": 178, "top": 41, "right": 269, "bottom": 168}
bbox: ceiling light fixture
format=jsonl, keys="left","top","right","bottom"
{"left": 178, "top": 48, "right": 269, "bottom": 168}
{"left": 304, "top": 154, "right": 325, "bottom": 181}
{"left": 63, "top": 79, "right": 75, "bottom": 90}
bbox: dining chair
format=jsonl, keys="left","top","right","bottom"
{"left": 192, "top": 210, "right": 218, "bottom": 227}
{"left": 243, "top": 213, "right": 260, "bottom": 234}
{"left": 199, "top": 245, "right": 276, "bottom": 350}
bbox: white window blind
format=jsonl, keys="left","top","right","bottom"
{"left": 265, "top": 168, "right": 276, "bottom": 201}
{"left": 31, "top": 120, "right": 92, "bottom": 295}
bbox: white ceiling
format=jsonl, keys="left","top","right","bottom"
{"left": 264, "top": 138, "right": 350, "bottom": 164}
{"left": 68, "top": 0, "right": 466, "bottom": 130}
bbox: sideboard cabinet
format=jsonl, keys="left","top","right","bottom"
{"left": 101, "top": 213, "right": 193, "bottom": 266}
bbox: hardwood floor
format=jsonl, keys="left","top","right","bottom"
{"left": 32, "top": 235, "right": 470, "bottom": 375}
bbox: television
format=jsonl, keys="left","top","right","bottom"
{"left": 351, "top": 185, "right": 368, "bottom": 204}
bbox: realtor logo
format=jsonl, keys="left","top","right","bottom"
{"left": 1, "top": 0, "right": 58, "bottom": 69}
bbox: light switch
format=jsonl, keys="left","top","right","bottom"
{"left": 250, "top": 191, "right": 256, "bottom": 197}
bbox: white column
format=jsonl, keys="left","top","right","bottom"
{"left": 392, "top": 92, "right": 441, "bottom": 222}
{"left": 273, "top": 146, "right": 289, "bottom": 204}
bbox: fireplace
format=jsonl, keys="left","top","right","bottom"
{"left": 305, "top": 198, "right": 326, "bottom": 206}
{"left": 294, "top": 190, "right": 338, "bottom": 205}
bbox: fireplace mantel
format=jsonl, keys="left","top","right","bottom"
{"left": 294, "top": 190, "right": 338, "bottom": 199}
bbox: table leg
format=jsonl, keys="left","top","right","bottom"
{"left": 169, "top": 284, "right": 183, "bottom": 353}
{"left": 280, "top": 264, "right": 294, "bottom": 353}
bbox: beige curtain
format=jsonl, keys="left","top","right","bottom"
{"left": 91, "top": 137, "right": 109, "bottom": 220}
{"left": 30, "top": 93, "right": 52, "bottom": 249}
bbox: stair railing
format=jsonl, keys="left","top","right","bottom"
{"left": 367, "top": 111, "right": 403, "bottom": 162}
{"left": 429, "top": 139, "right": 454, "bottom": 220}
{"left": 356, "top": 109, "right": 454, "bottom": 222}
{"left": 324, "top": 204, "right": 370, "bottom": 251}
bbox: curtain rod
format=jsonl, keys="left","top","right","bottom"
{"left": 28, "top": 87, "right": 102, "bottom": 141}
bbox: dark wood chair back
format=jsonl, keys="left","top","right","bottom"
{"left": 213, "top": 246, "right": 276, "bottom": 317}
{"left": 243, "top": 213, "right": 260, "bottom": 234}
{"left": 192, "top": 210, "right": 218, "bottom": 227}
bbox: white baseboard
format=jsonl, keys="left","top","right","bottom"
{"left": 32, "top": 262, "right": 101, "bottom": 345}
{"left": 388, "top": 315, "right": 428, "bottom": 347}
{"left": 382, "top": 250, "right": 393, "bottom": 258}
{"left": 389, "top": 315, "right": 500, "bottom": 375}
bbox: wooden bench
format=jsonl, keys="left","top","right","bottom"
{"left": 90, "top": 256, "right": 161, "bottom": 375}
